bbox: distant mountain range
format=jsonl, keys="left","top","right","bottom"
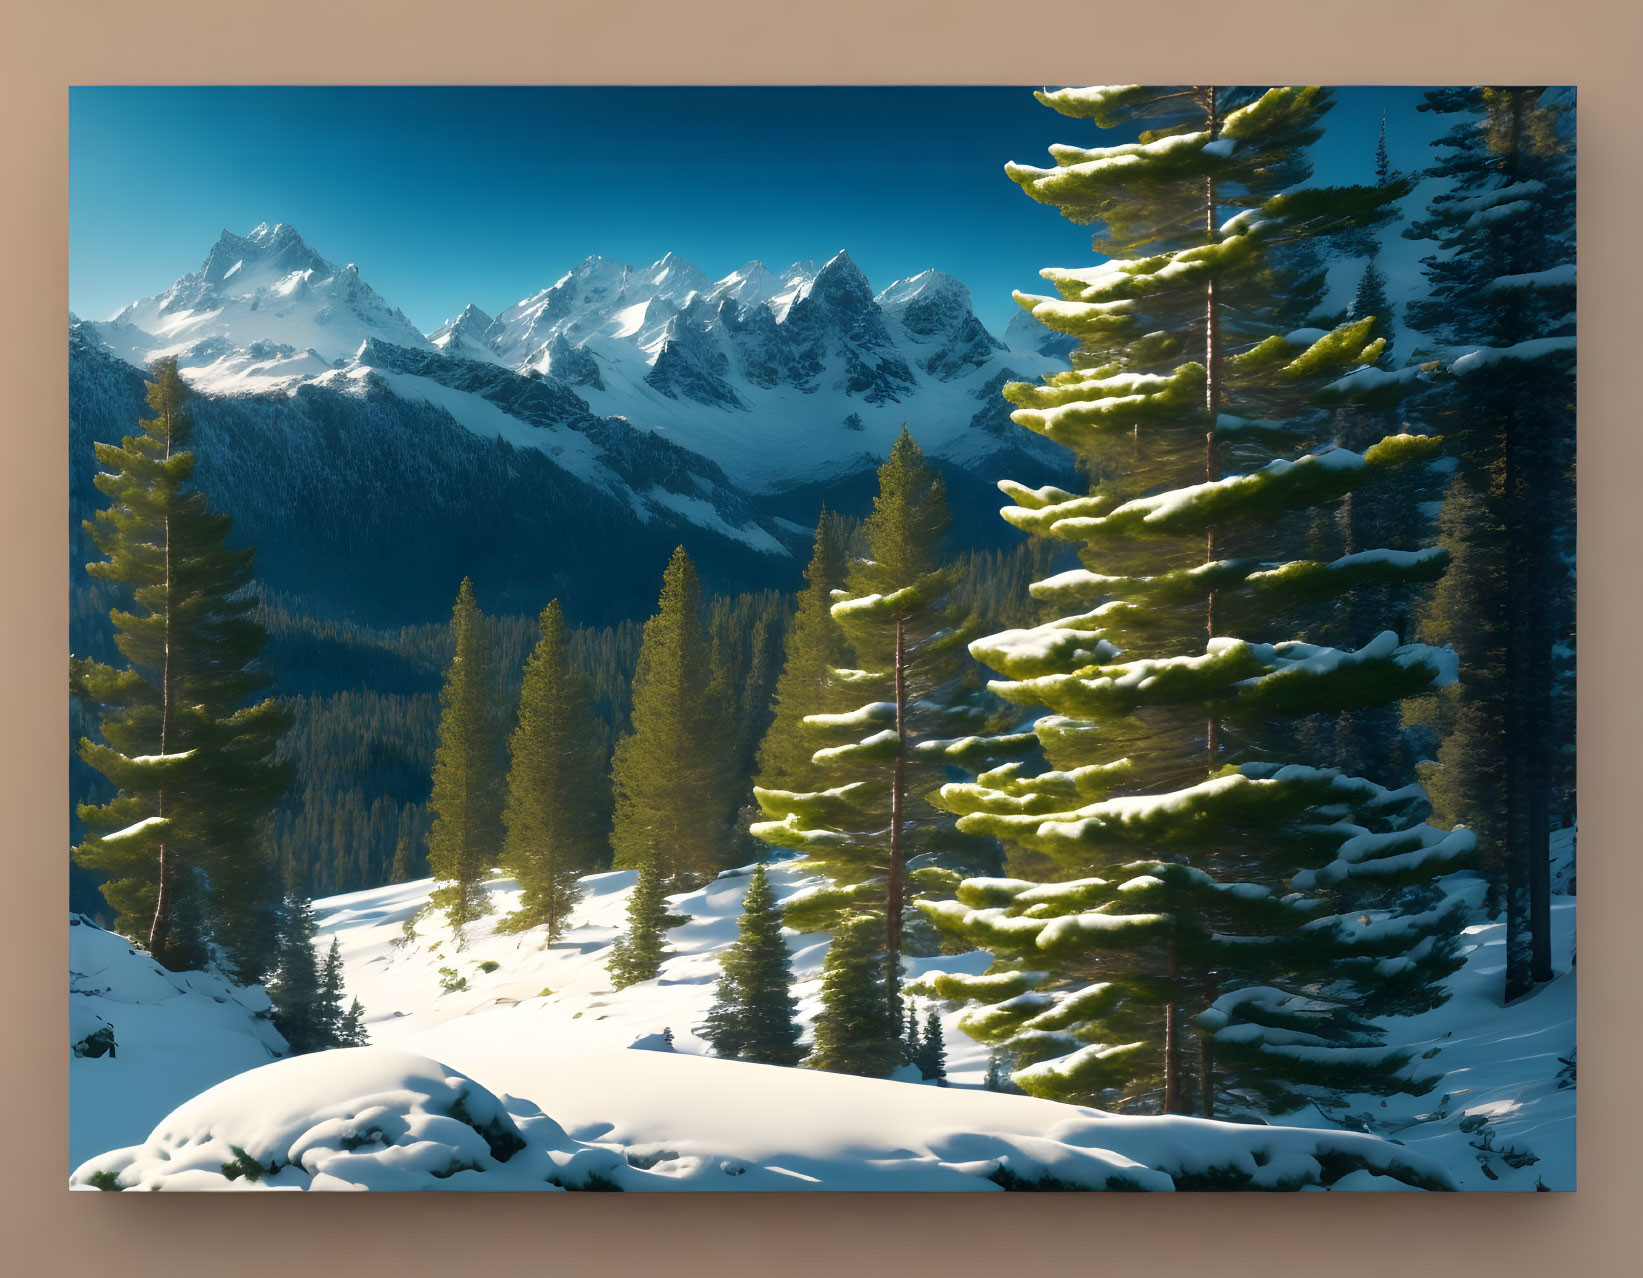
{"left": 70, "top": 223, "right": 1078, "bottom": 627}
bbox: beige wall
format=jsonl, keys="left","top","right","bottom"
{"left": 3, "top": 2, "right": 1637, "bottom": 1272}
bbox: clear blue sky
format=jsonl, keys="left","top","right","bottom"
{"left": 70, "top": 86, "right": 1444, "bottom": 336}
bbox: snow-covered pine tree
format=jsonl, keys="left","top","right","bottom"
{"left": 697, "top": 863, "right": 804, "bottom": 1064}
{"left": 72, "top": 357, "right": 291, "bottom": 980}
{"left": 500, "top": 600, "right": 605, "bottom": 939}
{"left": 606, "top": 859, "right": 681, "bottom": 989}
{"left": 1402, "top": 87, "right": 1576, "bottom": 1001}
{"left": 610, "top": 547, "right": 733, "bottom": 886}
{"left": 805, "top": 915, "right": 903, "bottom": 1078}
{"left": 916, "top": 85, "right": 1473, "bottom": 1118}
{"left": 753, "top": 431, "right": 1031, "bottom": 1017}
{"left": 427, "top": 577, "right": 505, "bottom": 930}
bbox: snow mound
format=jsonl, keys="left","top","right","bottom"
{"left": 69, "top": 914, "right": 287, "bottom": 1170}
{"left": 72, "top": 1045, "right": 1449, "bottom": 1192}
{"left": 71, "top": 1048, "right": 619, "bottom": 1192}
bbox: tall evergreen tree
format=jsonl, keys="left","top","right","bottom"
{"left": 707, "top": 603, "right": 780, "bottom": 867}
{"left": 805, "top": 916, "right": 903, "bottom": 1078}
{"left": 753, "top": 510, "right": 853, "bottom": 793}
{"left": 500, "top": 600, "right": 606, "bottom": 938}
{"left": 426, "top": 578, "right": 505, "bottom": 930}
{"left": 71, "top": 358, "right": 290, "bottom": 980}
{"left": 919, "top": 85, "right": 1470, "bottom": 1117}
{"left": 610, "top": 547, "right": 732, "bottom": 885}
{"left": 1311, "top": 110, "right": 1439, "bottom": 782}
{"left": 697, "top": 863, "right": 804, "bottom": 1065}
{"left": 754, "top": 431, "right": 1025, "bottom": 1047}
{"left": 709, "top": 590, "right": 789, "bottom": 794}
{"left": 1404, "top": 87, "right": 1576, "bottom": 1000}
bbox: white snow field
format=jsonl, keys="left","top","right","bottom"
{"left": 69, "top": 857, "right": 1576, "bottom": 1191}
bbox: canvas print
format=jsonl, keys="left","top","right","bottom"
{"left": 66, "top": 85, "right": 1576, "bottom": 1192}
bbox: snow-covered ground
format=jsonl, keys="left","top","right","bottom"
{"left": 1282, "top": 895, "right": 1576, "bottom": 1190}
{"left": 68, "top": 915, "right": 286, "bottom": 1169}
{"left": 68, "top": 859, "right": 1576, "bottom": 1191}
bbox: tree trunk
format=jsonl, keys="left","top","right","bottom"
{"left": 1203, "top": 87, "right": 1223, "bottom": 767}
{"left": 1529, "top": 754, "right": 1553, "bottom": 982}
{"left": 1199, "top": 971, "right": 1218, "bottom": 1118}
{"left": 1163, "top": 939, "right": 1183, "bottom": 1113}
{"left": 886, "top": 614, "right": 907, "bottom": 1007}
{"left": 1186, "top": 86, "right": 1223, "bottom": 1112}
{"left": 148, "top": 392, "right": 177, "bottom": 964}
{"left": 1493, "top": 86, "right": 1561, "bottom": 998}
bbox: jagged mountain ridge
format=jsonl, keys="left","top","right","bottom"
{"left": 72, "top": 224, "right": 1080, "bottom": 625}
{"left": 469, "top": 247, "right": 1061, "bottom": 491}
{"left": 80, "top": 224, "right": 1071, "bottom": 494}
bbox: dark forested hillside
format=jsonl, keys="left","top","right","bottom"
{"left": 70, "top": 330, "right": 801, "bottom": 632}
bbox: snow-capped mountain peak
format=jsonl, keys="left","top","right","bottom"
{"left": 194, "top": 222, "right": 331, "bottom": 295}
{"left": 96, "top": 222, "right": 432, "bottom": 392}
{"left": 442, "top": 301, "right": 495, "bottom": 331}
{"left": 462, "top": 244, "right": 1064, "bottom": 488}
{"left": 704, "top": 260, "right": 780, "bottom": 308}
{"left": 876, "top": 268, "right": 970, "bottom": 313}
{"left": 768, "top": 260, "right": 819, "bottom": 322}
{"left": 79, "top": 225, "right": 1067, "bottom": 494}
{"left": 639, "top": 251, "right": 711, "bottom": 305}
{"left": 873, "top": 267, "right": 1006, "bottom": 381}
{"left": 803, "top": 250, "right": 874, "bottom": 309}
{"left": 429, "top": 302, "right": 504, "bottom": 364}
